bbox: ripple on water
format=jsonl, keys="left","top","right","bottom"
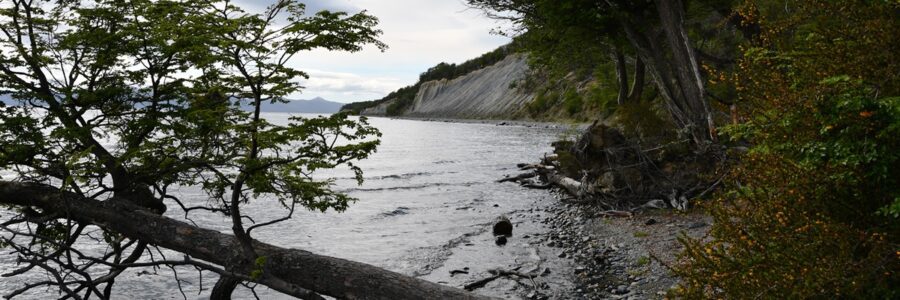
{"left": 0, "top": 114, "right": 567, "bottom": 299}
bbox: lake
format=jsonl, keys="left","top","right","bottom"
{"left": 0, "top": 113, "right": 574, "bottom": 299}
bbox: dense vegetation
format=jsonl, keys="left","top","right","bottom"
{"left": 675, "top": 1, "right": 899, "bottom": 297}
{"left": 417, "top": 44, "right": 515, "bottom": 83}
{"left": 339, "top": 98, "right": 387, "bottom": 114}
{"left": 341, "top": 44, "right": 516, "bottom": 115}
{"left": 471, "top": 0, "right": 899, "bottom": 298}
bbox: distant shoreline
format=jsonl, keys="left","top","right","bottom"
{"left": 363, "top": 115, "right": 591, "bottom": 130}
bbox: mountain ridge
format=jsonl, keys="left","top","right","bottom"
{"left": 0, "top": 94, "right": 344, "bottom": 114}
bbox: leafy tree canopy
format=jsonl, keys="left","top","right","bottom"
{"left": 0, "top": 0, "right": 387, "bottom": 298}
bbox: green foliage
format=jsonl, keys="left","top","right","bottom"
{"left": 340, "top": 99, "right": 386, "bottom": 115}
{"left": 0, "top": 0, "right": 385, "bottom": 290}
{"left": 499, "top": 0, "right": 622, "bottom": 80}
{"left": 636, "top": 256, "right": 650, "bottom": 266}
{"left": 384, "top": 85, "right": 421, "bottom": 116}
{"left": 612, "top": 101, "right": 675, "bottom": 143}
{"left": 418, "top": 45, "right": 516, "bottom": 83}
{"left": 527, "top": 89, "right": 555, "bottom": 116}
{"left": 250, "top": 256, "right": 268, "bottom": 281}
{"left": 675, "top": 1, "right": 900, "bottom": 298}
{"left": 585, "top": 81, "right": 617, "bottom": 115}
{"left": 562, "top": 89, "right": 583, "bottom": 115}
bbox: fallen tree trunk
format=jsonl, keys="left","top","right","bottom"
{"left": 0, "top": 182, "right": 489, "bottom": 300}
{"left": 535, "top": 165, "right": 583, "bottom": 198}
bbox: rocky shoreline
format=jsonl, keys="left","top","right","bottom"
{"left": 359, "top": 116, "right": 713, "bottom": 299}
{"left": 461, "top": 186, "right": 710, "bottom": 299}
{"left": 542, "top": 201, "right": 711, "bottom": 299}
{"left": 367, "top": 115, "right": 590, "bottom": 131}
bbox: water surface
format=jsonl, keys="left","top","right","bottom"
{"left": 0, "top": 114, "right": 570, "bottom": 299}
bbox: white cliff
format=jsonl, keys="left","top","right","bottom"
{"left": 363, "top": 54, "right": 531, "bottom": 119}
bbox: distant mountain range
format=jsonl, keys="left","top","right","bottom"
{"left": 240, "top": 97, "right": 344, "bottom": 113}
{"left": 0, "top": 93, "right": 344, "bottom": 114}
{"left": 0, "top": 93, "right": 12, "bottom": 105}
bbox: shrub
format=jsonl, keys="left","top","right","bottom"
{"left": 674, "top": 1, "right": 900, "bottom": 298}
{"left": 528, "top": 89, "right": 557, "bottom": 116}
{"left": 586, "top": 83, "right": 616, "bottom": 116}
{"left": 562, "top": 88, "right": 583, "bottom": 115}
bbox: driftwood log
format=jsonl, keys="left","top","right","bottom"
{"left": 0, "top": 182, "right": 490, "bottom": 300}
{"left": 496, "top": 171, "right": 537, "bottom": 183}
{"left": 543, "top": 170, "right": 583, "bottom": 198}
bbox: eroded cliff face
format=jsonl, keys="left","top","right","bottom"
{"left": 363, "top": 54, "right": 531, "bottom": 119}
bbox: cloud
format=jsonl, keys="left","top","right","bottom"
{"left": 298, "top": 69, "right": 407, "bottom": 102}
{"left": 235, "top": 0, "right": 511, "bottom": 102}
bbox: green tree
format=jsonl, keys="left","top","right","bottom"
{"left": 0, "top": 1, "right": 477, "bottom": 298}
{"left": 468, "top": 0, "right": 750, "bottom": 145}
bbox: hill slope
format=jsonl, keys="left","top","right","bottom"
{"left": 399, "top": 54, "right": 531, "bottom": 119}
{"left": 354, "top": 53, "right": 532, "bottom": 119}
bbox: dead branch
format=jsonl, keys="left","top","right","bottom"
{"left": 497, "top": 171, "right": 537, "bottom": 183}
{"left": 463, "top": 268, "right": 541, "bottom": 291}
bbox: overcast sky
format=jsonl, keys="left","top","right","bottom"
{"left": 235, "top": 0, "right": 511, "bottom": 103}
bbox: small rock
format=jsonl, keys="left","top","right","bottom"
{"left": 575, "top": 266, "right": 586, "bottom": 274}
{"left": 615, "top": 285, "right": 629, "bottom": 294}
{"left": 493, "top": 216, "right": 513, "bottom": 236}
{"left": 688, "top": 221, "right": 708, "bottom": 229}
{"left": 495, "top": 236, "right": 508, "bottom": 246}
{"left": 541, "top": 267, "right": 551, "bottom": 276}
{"left": 547, "top": 241, "right": 556, "bottom": 247}
{"left": 558, "top": 251, "right": 567, "bottom": 258}
{"left": 644, "top": 218, "right": 658, "bottom": 225}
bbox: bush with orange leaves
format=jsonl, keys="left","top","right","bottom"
{"left": 673, "top": 0, "right": 899, "bottom": 298}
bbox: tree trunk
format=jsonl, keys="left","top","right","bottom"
{"left": 0, "top": 181, "right": 490, "bottom": 300}
{"left": 628, "top": 56, "right": 645, "bottom": 102}
{"left": 618, "top": 0, "right": 716, "bottom": 145}
{"left": 654, "top": 0, "right": 716, "bottom": 143}
{"left": 620, "top": 22, "right": 692, "bottom": 129}
{"left": 613, "top": 47, "right": 629, "bottom": 105}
